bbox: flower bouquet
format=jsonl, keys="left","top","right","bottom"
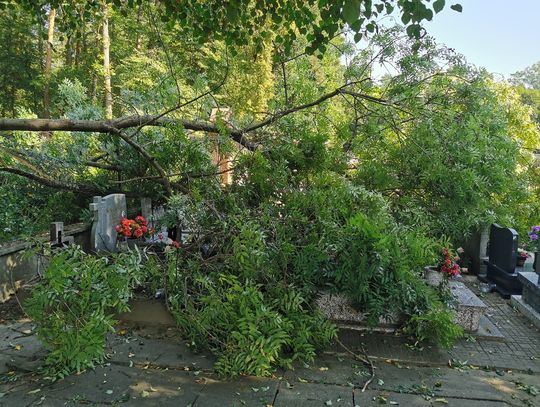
{"left": 115, "top": 216, "right": 153, "bottom": 249}
{"left": 424, "top": 246, "right": 462, "bottom": 287}
{"left": 516, "top": 248, "right": 530, "bottom": 267}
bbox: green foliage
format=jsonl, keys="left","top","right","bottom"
{"left": 511, "top": 61, "right": 540, "bottom": 90}
{"left": 0, "top": 3, "right": 41, "bottom": 116}
{"left": 1, "top": 4, "right": 535, "bottom": 378}
{"left": 168, "top": 272, "right": 336, "bottom": 377}
{"left": 407, "top": 306, "right": 464, "bottom": 350}
{"left": 25, "top": 246, "right": 144, "bottom": 379}
{"left": 15, "top": 0, "right": 460, "bottom": 56}
{"left": 157, "top": 132, "right": 463, "bottom": 375}
{"left": 0, "top": 174, "right": 82, "bottom": 241}
{"left": 347, "top": 31, "right": 539, "bottom": 243}
{"left": 332, "top": 213, "right": 440, "bottom": 325}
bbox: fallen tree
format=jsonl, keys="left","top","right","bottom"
{"left": 0, "top": 85, "right": 391, "bottom": 196}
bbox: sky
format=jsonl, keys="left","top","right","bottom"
{"left": 420, "top": 0, "right": 540, "bottom": 78}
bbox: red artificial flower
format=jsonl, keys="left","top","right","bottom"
{"left": 135, "top": 215, "right": 147, "bottom": 225}
{"left": 171, "top": 240, "right": 180, "bottom": 248}
{"left": 116, "top": 216, "right": 151, "bottom": 239}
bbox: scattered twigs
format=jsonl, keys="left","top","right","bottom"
{"left": 336, "top": 337, "right": 375, "bottom": 392}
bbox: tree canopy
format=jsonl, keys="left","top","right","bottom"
{"left": 10, "top": 0, "right": 462, "bottom": 54}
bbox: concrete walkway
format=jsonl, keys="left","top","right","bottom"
{"left": 1, "top": 319, "right": 539, "bottom": 406}
{"left": 1, "top": 281, "right": 539, "bottom": 406}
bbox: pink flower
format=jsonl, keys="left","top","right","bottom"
{"left": 158, "top": 233, "right": 164, "bottom": 240}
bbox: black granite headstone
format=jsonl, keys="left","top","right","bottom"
{"left": 489, "top": 224, "right": 518, "bottom": 273}
{"left": 486, "top": 224, "right": 522, "bottom": 297}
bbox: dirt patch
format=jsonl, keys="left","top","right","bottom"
{"left": 0, "top": 293, "right": 27, "bottom": 323}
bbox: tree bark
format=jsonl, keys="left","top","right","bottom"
{"left": 0, "top": 83, "right": 388, "bottom": 152}
{"left": 0, "top": 116, "right": 256, "bottom": 150}
{"left": 43, "top": 8, "right": 56, "bottom": 119}
{"left": 102, "top": 3, "right": 112, "bottom": 119}
{"left": 65, "top": 34, "right": 72, "bottom": 67}
{"left": 135, "top": 3, "right": 142, "bottom": 51}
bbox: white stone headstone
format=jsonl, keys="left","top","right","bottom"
{"left": 141, "top": 197, "right": 152, "bottom": 226}
{"left": 89, "top": 194, "right": 126, "bottom": 252}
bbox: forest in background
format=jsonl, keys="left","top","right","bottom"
{"left": 1, "top": 1, "right": 538, "bottom": 244}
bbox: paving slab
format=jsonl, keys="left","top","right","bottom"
{"left": 280, "top": 354, "right": 540, "bottom": 406}
{"left": 282, "top": 354, "right": 373, "bottom": 389}
{"left": 107, "top": 333, "right": 215, "bottom": 371}
{"left": 194, "top": 376, "right": 278, "bottom": 407}
{"left": 274, "top": 381, "right": 352, "bottom": 407}
{"left": 353, "top": 389, "right": 512, "bottom": 406}
{"left": 0, "top": 364, "right": 204, "bottom": 406}
{"left": 370, "top": 361, "right": 540, "bottom": 406}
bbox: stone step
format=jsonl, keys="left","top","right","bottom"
{"left": 449, "top": 281, "right": 487, "bottom": 332}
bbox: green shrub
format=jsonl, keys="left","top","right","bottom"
{"left": 406, "top": 307, "right": 464, "bottom": 349}
{"left": 25, "top": 246, "right": 143, "bottom": 379}
{"left": 168, "top": 272, "right": 336, "bottom": 377}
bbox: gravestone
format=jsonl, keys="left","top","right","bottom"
{"left": 463, "top": 224, "right": 490, "bottom": 276}
{"left": 89, "top": 194, "right": 126, "bottom": 252}
{"left": 49, "top": 222, "right": 74, "bottom": 248}
{"left": 512, "top": 272, "right": 540, "bottom": 329}
{"left": 141, "top": 197, "right": 152, "bottom": 224}
{"left": 485, "top": 224, "right": 522, "bottom": 297}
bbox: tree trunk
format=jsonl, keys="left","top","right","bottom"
{"left": 43, "top": 8, "right": 56, "bottom": 119}
{"left": 135, "top": 3, "right": 142, "bottom": 51}
{"left": 102, "top": 4, "right": 112, "bottom": 120}
{"left": 65, "top": 35, "right": 72, "bottom": 67}
{"left": 210, "top": 108, "right": 233, "bottom": 185}
{"left": 91, "top": 28, "right": 100, "bottom": 103}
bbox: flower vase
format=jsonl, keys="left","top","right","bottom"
{"left": 117, "top": 238, "right": 138, "bottom": 252}
{"left": 424, "top": 266, "right": 444, "bottom": 287}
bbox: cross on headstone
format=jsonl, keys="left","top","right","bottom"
{"left": 49, "top": 222, "right": 74, "bottom": 248}
{"left": 89, "top": 194, "right": 127, "bottom": 252}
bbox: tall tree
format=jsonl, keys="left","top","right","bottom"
{"left": 102, "top": 3, "right": 112, "bottom": 119}
{"left": 0, "top": 4, "right": 40, "bottom": 116}
{"left": 43, "top": 8, "right": 56, "bottom": 118}
{"left": 511, "top": 61, "right": 540, "bottom": 90}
